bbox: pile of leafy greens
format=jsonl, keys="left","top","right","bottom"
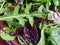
{"left": 0, "top": 0, "right": 60, "bottom": 45}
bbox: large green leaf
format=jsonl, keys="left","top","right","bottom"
{"left": 50, "top": 27, "right": 60, "bottom": 45}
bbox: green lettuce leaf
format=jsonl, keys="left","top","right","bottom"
{"left": 0, "top": 31, "right": 16, "bottom": 41}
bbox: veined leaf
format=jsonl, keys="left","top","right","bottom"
{"left": 0, "top": 13, "right": 47, "bottom": 21}
{"left": 50, "top": 27, "right": 60, "bottom": 45}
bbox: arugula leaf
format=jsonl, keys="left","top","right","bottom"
{"left": 25, "top": 3, "right": 32, "bottom": 13}
{"left": 12, "top": 5, "right": 19, "bottom": 15}
{"left": 0, "top": 0, "right": 60, "bottom": 45}
{"left": 16, "top": 17, "right": 25, "bottom": 26}
{"left": 38, "top": 5, "right": 44, "bottom": 13}
{"left": 27, "top": 16, "right": 34, "bottom": 26}
{"left": 46, "top": 1, "right": 51, "bottom": 11}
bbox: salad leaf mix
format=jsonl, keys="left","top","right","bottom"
{"left": 0, "top": 0, "right": 60, "bottom": 45}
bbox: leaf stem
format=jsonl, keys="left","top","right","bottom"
{"left": 42, "top": 23, "right": 60, "bottom": 31}
{"left": 19, "top": 35, "right": 28, "bottom": 45}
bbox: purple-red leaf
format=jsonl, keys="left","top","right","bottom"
{"left": 50, "top": 11, "right": 60, "bottom": 22}
{"left": 11, "top": 27, "right": 23, "bottom": 35}
{"left": 34, "top": 17, "right": 54, "bottom": 24}
{"left": 23, "top": 22, "right": 39, "bottom": 43}
{"left": 0, "top": 37, "right": 9, "bottom": 45}
{"left": 16, "top": 27, "right": 23, "bottom": 34}
{"left": 0, "top": 21, "right": 7, "bottom": 30}
{"left": 7, "top": 39, "right": 20, "bottom": 45}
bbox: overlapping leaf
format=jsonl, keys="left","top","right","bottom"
{"left": 24, "top": 22, "right": 39, "bottom": 43}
